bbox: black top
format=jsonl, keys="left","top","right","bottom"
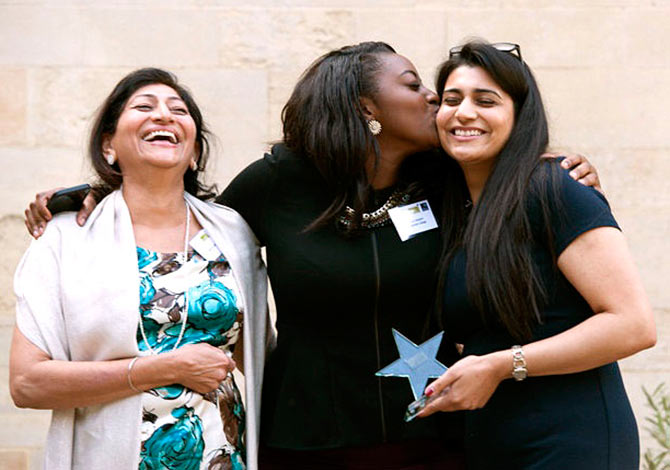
{"left": 442, "top": 163, "right": 638, "bottom": 469}
{"left": 218, "top": 144, "right": 462, "bottom": 450}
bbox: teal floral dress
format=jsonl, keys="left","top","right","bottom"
{"left": 136, "top": 229, "right": 245, "bottom": 470}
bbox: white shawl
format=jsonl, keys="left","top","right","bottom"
{"left": 14, "top": 190, "right": 271, "bottom": 470}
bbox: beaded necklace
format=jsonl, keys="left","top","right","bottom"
{"left": 138, "top": 201, "right": 191, "bottom": 355}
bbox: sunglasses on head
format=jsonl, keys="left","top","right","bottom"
{"left": 449, "top": 42, "right": 523, "bottom": 62}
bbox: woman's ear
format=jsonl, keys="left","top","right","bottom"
{"left": 359, "top": 96, "right": 378, "bottom": 121}
{"left": 190, "top": 143, "right": 201, "bottom": 170}
{"left": 193, "top": 142, "right": 201, "bottom": 163}
{"left": 101, "top": 135, "right": 117, "bottom": 165}
{"left": 101, "top": 135, "right": 114, "bottom": 156}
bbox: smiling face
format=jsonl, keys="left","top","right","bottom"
{"left": 365, "top": 53, "right": 440, "bottom": 155}
{"left": 104, "top": 83, "right": 197, "bottom": 177}
{"left": 436, "top": 65, "right": 515, "bottom": 173}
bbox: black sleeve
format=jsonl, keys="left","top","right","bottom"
{"left": 531, "top": 162, "right": 620, "bottom": 256}
{"left": 216, "top": 154, "right": 279, "bottom": 246}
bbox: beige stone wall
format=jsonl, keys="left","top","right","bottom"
{"left": 1, "top": 0, "right": 668, "bottom": 467}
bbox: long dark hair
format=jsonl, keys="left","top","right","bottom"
{"left": 281, "top": 41, "right": 396, "bottom": 231}
{"left": 89, "top": 67, "right": 216, "bottom": 200}
{"left": 436, "top": 41, "right": 560, "bottom": 341}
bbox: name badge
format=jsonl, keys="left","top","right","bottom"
{"left": 190, "top": 231, "right": 222, "bottom": 261}
{"left": 388, "top": 200, "right": 438, "bottom": 242}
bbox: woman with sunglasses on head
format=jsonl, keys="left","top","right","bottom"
{"left": 22, "top": 43, "right": 601, "bottom": 469}
{"left": 10, "top": 68, "right": 271, "bottom": 470}
{"left": 214, "top": 42, "right": 603, "bottom": 469}
{"left": 416, "top": 41, "right": 656, "bottom": 469}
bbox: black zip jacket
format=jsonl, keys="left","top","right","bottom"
{"left": 217, "top": 143, "right": 462, "bottom": 450}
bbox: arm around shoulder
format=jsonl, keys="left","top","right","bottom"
{"left": 215, "top": 153, "right": 280, "bottom": 241}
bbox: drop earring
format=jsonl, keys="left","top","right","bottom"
{"left": 106, "top": 153, "right": 116, "bottom": 165}
{"left": 367, "top": 119, "right": 382, "bottom": 136}
{"left": 190, "top": 159, "right": 198, "bottom": 171}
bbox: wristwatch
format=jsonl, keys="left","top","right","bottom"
{"left": 511, "top": 345, "right": 527, "bottom": 381}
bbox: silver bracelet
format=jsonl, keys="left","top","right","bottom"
{"left": 511, "top": 345, "right": 528, "bottom": 381}
{"left": 127, "top": 357, "right": 143, "bottom": 393}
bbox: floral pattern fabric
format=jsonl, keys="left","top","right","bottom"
{"left": 136, "top": 230, "right": 245, "bottom": 470}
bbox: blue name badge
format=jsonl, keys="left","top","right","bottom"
{"left": 387, "top": 200, "right": 438, "bottom": 242}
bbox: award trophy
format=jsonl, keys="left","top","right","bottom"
{"left": 375, "top": 329, "right": 448, "bottom": 422}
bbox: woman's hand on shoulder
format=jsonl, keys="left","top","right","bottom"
{"left": 417, "top": 351, "right": 509, "bottom": 416}
{"left": 166, "top": 343, "right": 237, "bottom": 395}
{"left": 543, "top": 152, "right": 603, "bottom": 194}
{"left": 25, "top": 187, "right": 97, "bottom": 239}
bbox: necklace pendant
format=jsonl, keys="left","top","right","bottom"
{"left": 338, "top": 187, "right": 411, "bottom": 230}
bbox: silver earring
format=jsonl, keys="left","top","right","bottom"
{"left": 367, "top": 119, "right": 382, "bottom": 136}
{"left": 190, "top": 159, "right": 198, "bottom": 171}
{"left": 105, "top": 153, "right": 116, "bottom": 165}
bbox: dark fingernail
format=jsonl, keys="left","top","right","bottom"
{"left": 425, "top": 387, "right": 434, "bottom": 397}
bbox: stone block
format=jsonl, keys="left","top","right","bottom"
{"left": 27, "top": 0, "right": 416, "bottom": 6}
{"left": 620, "top": 370, "right": 670, "bottom": 459}
{"left": 0, "top": 69, "right": 27, "bottom": 146}
{"left": 0, "top": 412, "right": 50, "bottom": 447}
{"left": 612, "top": 208, "right": 670, "bottom": 310}
{"left": 585, "top": 149, "right": 670, "bottom": 211}
{"left": 0, "top": 450, "right": 28, "bottom": 470}
{"left": 535, "top": 67, "right": 670, "bottom": 150}
{"left": 217, "top": 9, "right": 354, "bottom": 71}
{"left": 443, "top": 7, "right": 670, "bottom": 68}
{"left": 78, "top": 8, "right": 219, "bottom": 67}
{"left": 175, "top": 68, "right": 270, "bottom": 186}
{"left": 352, "top": 9, "right": 447, "bottom": 73}
{"left": 0, "top": 217, "right": 31, "bottom": 317}
{"left": 27, "top": 449, "right": 43, "bottom": 470}
{"left": 27, "top": 67, "right": 133, "bottom": 149}
{"left": 267, "top": 68, "right": 304, "bottom": 141}
{"left": 419, "top": 0, "right": 669, "bottom": 9}
{"left": 0, "top": 6, "right": 83, "bottom": 66}
{"left": 0, "top": 366, "right": 13, "bottom": 410}
{"left": 0, "top": 326, "right": 13, "bottom": 367}
{"left": 543, "top": 148, "right": 670, "bottom": 217}
{"left": 0, "top": 148, "right": 91, "bottom": 216}
{"left": 620, "top": 308, "right": 670, "bottom": 373}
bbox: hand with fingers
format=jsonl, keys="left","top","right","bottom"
{"left": 165, "top": 343, "right": 237, "bottom": 395}
{"left": 418, "top": 352, "right": 509, "bottom": 417}
{"left": 25, "top": 187, "right": 98, "bottom": 239}
{"left": 543, "top": 152, "right": 603, "bottom": 194}
{"left": 25, "top": 189, "right": 60, "bottom": 239}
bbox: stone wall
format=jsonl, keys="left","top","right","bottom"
{"left": 1, "top": 1, "right": 668, "bottom": 468}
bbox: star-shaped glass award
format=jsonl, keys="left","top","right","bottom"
{"left": 375, "top": 329, "right": 447, "bottom": 400}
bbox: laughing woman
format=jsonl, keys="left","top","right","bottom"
{"left": 418, "top": 41, "right": 656, "bottom": 469}
{"left": 20, "top": 43, "right": 604, "bottom": 470}
{"left": 9, "top": 68, "right": 270, "bottom": 470}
